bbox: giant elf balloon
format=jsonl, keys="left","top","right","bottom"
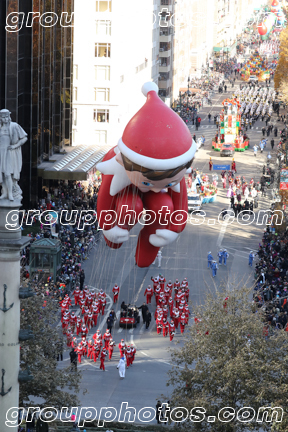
{"left": 96, "top": 82, "right": 196, "bottom": 267}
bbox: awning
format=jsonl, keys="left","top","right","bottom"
{"left": 37, "top": 144, "right": 112, "bottom": 180}
{"left": 213, "top": 42, "right": 236, "bottom": 52}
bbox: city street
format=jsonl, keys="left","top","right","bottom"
{"left": 1, "top": 1, "right": 288, "bottom": 431}
{"left": 59, "top": 79, "right": 278, "bottom": 417}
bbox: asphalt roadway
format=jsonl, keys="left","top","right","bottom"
{"left": 59, "top": 77, "right": 283, "bottom": 424}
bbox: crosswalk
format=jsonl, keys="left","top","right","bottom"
{"left": 188, "top": 124, "right": 265, "bottom": 131}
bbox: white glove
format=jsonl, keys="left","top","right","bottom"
{"left": 149, "top": 229, "right": 179, "bottom": 247}
{"left": 103, "top": 226, "right": 129, "bottom": 244}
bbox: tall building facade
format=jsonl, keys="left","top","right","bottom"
{"left": 72, "top": 0, "right": 155, "bottom": 149}
{"left": 172, "top": 0, "right": 217, "bottom": 100}
{"left": 158, "top": 0, "right": 174, "bottom": 104}
{"left": 152, "top": 0, "right": 161, "bottom": 86}
{"left": 214, "top": 0, "right": 260, "bottom": 58}
{"left": 0, "top": 0, "right": 74, "bottom": 207}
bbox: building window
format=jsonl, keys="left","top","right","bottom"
{"left": 95, "top": 130, "right": 107, "bottom": 144}
{"left": 73, "top": 64, "right": 78, "bottom": 80}
{"left": 96, "top": 0, "right": 112, "bottom": 12}
{"left": 159, "top": 72, "right": 169, "bottom": 81}
{"left": 160, "top": 42, "right": 171, "bottom": 52}
{"left": 95, "top": 65, "right": 110, "bottom": 80}
{"left": 73, "top": 108, "right": 77, "bottom": 126}
{"left": 160, "top": 57, "right": 170, "bottom": 66}
{"left": 73, "top": 87, "right": 78, "bottom": 101}
{"left": 93, "top": 109, "right": 109, "bottom": 123}
{"left": 95, "top": 43, "right": 111, "bottom": 57}
{"left": 94, "top": 87, "right": 110, "bottom": 102}
{"left": 159, "top": 89, "right": 167, "bottom": 97}
{"left": 96, "top": 20, "right": 111, "bottom": 36}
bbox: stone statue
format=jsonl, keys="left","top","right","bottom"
{"left": 0, "top": 109, "right": 27, "bottom": 201}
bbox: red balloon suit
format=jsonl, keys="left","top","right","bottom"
{"left": 96, "top": 82, "right": 196, "bottom": 267}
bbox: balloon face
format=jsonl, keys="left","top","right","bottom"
{"left": 121, "top": 164, "right": 187, "bottom": 193}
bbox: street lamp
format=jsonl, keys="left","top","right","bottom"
{"left": 179, "top": 90, "right": 182, "bottom": 112}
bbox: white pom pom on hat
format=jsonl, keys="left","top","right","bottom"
{"left": 141, "top": 82, "right": 159, "bottom": 97}
{"left": 118, "top": 82, "right": 196, "bottom": 170}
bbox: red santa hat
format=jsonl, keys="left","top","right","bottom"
{"left": 117, "top": 82, "right": 196, "bottom": 170}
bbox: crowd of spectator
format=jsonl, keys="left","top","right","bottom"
{"left": 253, "top": 223, "right": 288, "bottom": 332}
{"left": 21, "top": 179, "right": 102, "bottom": 299}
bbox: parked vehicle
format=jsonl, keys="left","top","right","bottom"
{"left": 119, "top": 305, "right": 140, "bottom": 328}
{"left": 248, "top": 75, "right": 258, "bottom": 83}
{"left": 188, "top": 193, "right": 203, "bottom": 212}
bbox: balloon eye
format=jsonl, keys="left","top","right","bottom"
{"left": 165, "top": 181, "right": 177, "bottom": 188}
{"left": 142, "top": 181, "right": 152, "bottom": 187}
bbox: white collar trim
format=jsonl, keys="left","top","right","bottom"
{"left": 96, "top": 147, "right": 132, "bottom": 196}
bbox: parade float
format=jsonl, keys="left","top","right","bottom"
{"left": 201, "top": 183, "right": 218, "bottom": 203}
{"left": 240, "top": 51, "right": 270, "bottom": 82}
{"left": 187, "top": 174, "right": 218, "bottom": 205}
{"left": 258, "top": 0, "right": 286, "bottom": 40}
{"left": 212, "top": 98, "right": 249, "bottom": 152}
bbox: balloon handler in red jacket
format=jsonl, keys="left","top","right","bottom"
{"left": 96, "top": 82, "right": 197, "bottom": 267}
